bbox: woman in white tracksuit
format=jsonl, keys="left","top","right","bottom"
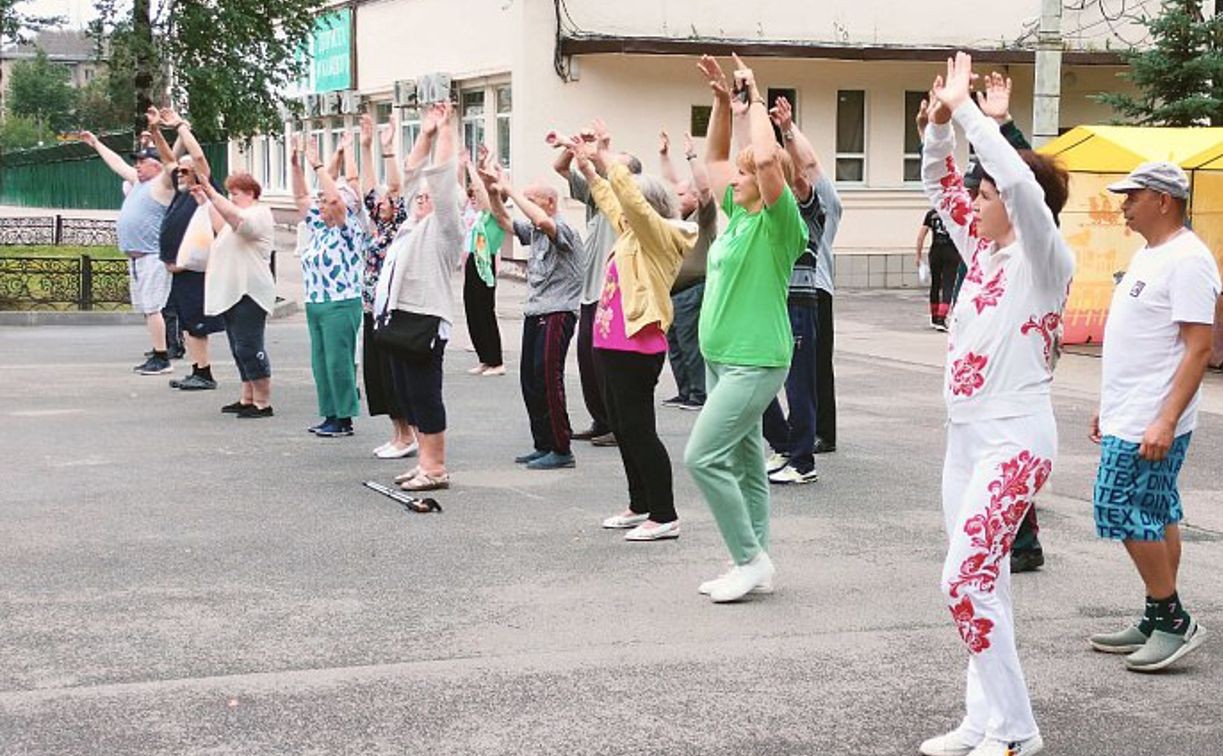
{"left": 918, "top": 56, "right": 1075, "bottom": 756}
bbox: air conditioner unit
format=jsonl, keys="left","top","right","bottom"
{"left": 301, "top": 94, "right": 321, "bottom": 119}
{"left": 276, "top": 100, "right": 294, "bottom": 123}
{"left": 321, "top": 91, "right": 341, "bottom": 117}
{"left": 393, "top": 79, "right": 417, "bottom": 109}
{"left": 417, "top": 73, "right": 453, "bottom": 105}
{"left": 340, "top": 90, "right": 363, "bottom": 115}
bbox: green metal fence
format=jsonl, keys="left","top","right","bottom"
{"left": 0, "top": 134, "right": 229, "bottom": 210}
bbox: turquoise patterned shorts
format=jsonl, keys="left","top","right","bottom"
{"left": 1093, "top": 433, "right": 1191, "bottom": 542}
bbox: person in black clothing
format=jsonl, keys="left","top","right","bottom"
{"left": 916, "top": 208, "right": 961, "bottom": 331}
{"left": 148, "top": 107, "right": 226, "bottom": 391}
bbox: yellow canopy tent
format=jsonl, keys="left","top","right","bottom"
{"left": 1038, "top": 126, "right": 1223, "bottom": 344}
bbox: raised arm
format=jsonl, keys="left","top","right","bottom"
{"left": 921, "top": 80, "right": 983, "bottom": 266}
{"left": 161, "top": 107, "right": 211, "bottom": 180}
{"left": 732, "top": 54, "right": 786, "bottom": 207}
{"left": 465, "top": 148, "right": 492, "bottom": 211}
{"left": 549, "top": 131, "right": 575, "bottom": 179}
{"left": 658, "top": 130, "right": 680, "bottom": 187}
{"left": 697, "top": 55, "right": 734, "bottom": 205}
{"left": 937, "top": 56, "right": 1073, "bottom": 283}
{"left": 338, "top": 130, "right": 359, "bottom": 194}
{"left": 477, "top": 162, "right": 513, "bottom": 233}
{"left": 291, "top": 135, "right": 314, "bottom": 220}
{"left": 199, "top": 179, "right": 246, "bottom": 231}
{"left": 359, "top": 113, "right": 377, "bottom": 198}
{"left": 581, "top": 147, "right": 625, "bottom": 233}
{"left": 769, "top": 96, "right": 811, "bottom": 200}
{"left": 381, "top": 118, "right": 401, "bottom": 197}
{"left": 682, "top": 132, "right": 714, "bottom": 206}
{"left": 502, "top": 179, "right": 558, "bottom": 239}
{"left": 81, "top": 131, "right": 138, "bottom": 184}
{"left": 405, "top": 107, "right": 438, "bottom": 173}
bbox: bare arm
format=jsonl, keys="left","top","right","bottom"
{"left": 79, "top": 129, "right": 137, "bottom": 187}
{"left": 381, "top": 119, "right": 401, "bottom": 197}
{"left": 465, "top": 152, "right": 492, "bottom": 211}
{"left": 732, "top": 54, "right": 786, "bottom": 207}
{"left": 680, "top": 133, "right": 714, "bottom": 206}
{"left": 291, "top": 136, "right": 313, "bottom": 220}
{"left": 405, "top": 109, "right": 438, "bottom": 172}
{"left": 771, "top": 96, "right": 818, "bottom": 200}
{"left": 338, "top": 130, "right": 359, "bottom": 193}
{"left": 161, "top": 108, "right": 210, "bottom": 180}
{"left": 1141, "top": 323, "right": 1214, "bottom": 460}
{"left": 697, "top": 56, "right": 734, "bottom": 205}
{"left": 504, "top": 182, "right": 557, "bottom": 239}
{"left": 915, "top": 225, "right": 929, "bottom": 263}
{"left": 200, "top": 180, "right": 246, "bottom": 231}
{"left": 550, "top": 131, "right": 575, "bottom": 179}
{"left": 359, "top": 114, "right": 377, "bottom": 199}
{"left": 658, "top": 130, "right": 680, "bottom": 187}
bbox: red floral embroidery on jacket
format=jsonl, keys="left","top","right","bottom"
{"left": 949, "top": 352, "right": 988, "bottom": 397}
{"left": 947, "top": 451, "right": 1052, "bottom": 601}
{"left": 1021, "top": 312, "right": 1062, "bottom": 368}
{"left": 950, "top": 596, "right": 995, "bottom": 654}
{"left": 972, "top": 268, "right": 1007, "bottom": 314}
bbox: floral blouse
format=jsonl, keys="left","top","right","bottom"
{"left": 362, "top": 189, "right": 408, "bottom": 312}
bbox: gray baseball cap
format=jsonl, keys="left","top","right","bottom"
{"left": 1107, "top": 161, "right": 1190, "bottom": 199}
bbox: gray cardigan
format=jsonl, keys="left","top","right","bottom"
{"left": 385, "top": 159, "right": 464, "bottom": 323}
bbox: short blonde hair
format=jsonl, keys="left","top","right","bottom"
{"left": 735, "top": 145, "right": 796, "bottom": 188}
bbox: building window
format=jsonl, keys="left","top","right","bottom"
{"left": 836, "top": 90, "right": 866, "bottom": 183}
{"left": 496, "top": 85, "right": 511, "bottom": 167}
{"left": 260, "top": 137, "right": 272, "bottom": 187}
{"left": 461, "top": 89, "right": 485, "bottom": 162}
{"left": 273, "top": 135, "right": 287, "bottom": 191}
{"left": 904, "top": 90, "right": 925, "bottom": 183}
{"left": 690, "top": 105, "right": 712, "bottom": 138}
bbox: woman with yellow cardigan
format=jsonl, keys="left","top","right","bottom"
{"left": 565, "top": 126, "right": 698, "bottom": 542}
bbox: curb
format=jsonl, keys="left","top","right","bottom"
{"left": 1, "top": 298, "right": 301, "bottom": 326}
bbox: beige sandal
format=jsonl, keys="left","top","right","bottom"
{"left": 400, "top": 470, "right": 450, "bottom": 492}
{"left": 394, "top": 466, "right": 421, "bottom": 484}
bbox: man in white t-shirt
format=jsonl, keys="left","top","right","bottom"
{"left": 1089, "top": 161, "right": 1220, "bottom": 672}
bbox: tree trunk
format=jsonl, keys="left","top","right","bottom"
{"left": 132, "top": 0, "right": 153, "bottom": 142}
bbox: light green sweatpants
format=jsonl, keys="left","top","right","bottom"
{"left": 684, "top": 361, "right": 789, "bottom": 565}
{"left": 305, "top": 298, "right": 362, "bottom": 420}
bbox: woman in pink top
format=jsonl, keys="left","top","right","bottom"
{"left": 564, "top": 125, "right": 698, "bottom": 541}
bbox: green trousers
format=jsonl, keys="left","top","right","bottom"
{"left": 684, "top": 361, "right": 789, "bottom": 565}
{"left": 305, "top": 298, "right": 362, "bottom": 420}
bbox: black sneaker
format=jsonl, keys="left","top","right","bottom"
{"left": 221, "top": 400, "right": 252, "bottom": 414}
{"left": 236, "top": 404, "right": 274, "bottom": 419}
{"left": 315, "top": 418, "right": 354, "bottom": 437}
{"left": 813, "top": 439, "right": 837, "bottom": 454}
{"left": 680, "top": 398, "right": 705, "bottom": 411}
{"left": 169, "top": 346, "right": 186, "bottom": 360}
{"left": 137, "top": 356, "right": 173, "bottom": 375}
{"left": 307, "top": 417, "right": 336, "bottom": 434}
{"left": 1011, "top": 549, "right": 1045, "bottom": 573}
{"left": 172, "top": 374, "right": 217, "bottom": 391}
{"left": 661, "top": 395, "right": 687, "bottom": 408}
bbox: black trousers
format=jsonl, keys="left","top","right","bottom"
{"left": 815, "top": 289, "right": 836, "bottom": 446}
{"left": 362, "top": 312, "right": 402, "bottom": 419}
{"left": 577, "top": 301, "right": 610, "bottom": 434}
{"left": 463, "top": 255, "right": 503, "bottom": 367}
{"left": 521, "top": 312, "right": 576, "bottom": 455}
{"left": 929, "top": 244, "right": 960, "bottom": 319}
{"left": 596, "top": 348, "right": 676, "bottom": 523}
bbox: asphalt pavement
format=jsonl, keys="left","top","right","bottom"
{"left": 1, "top": 282, "right": 1220, "bottom": 755}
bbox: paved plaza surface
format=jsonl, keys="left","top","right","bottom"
{"left": 2, "top": 283, "right": 1221, "bottom": 755}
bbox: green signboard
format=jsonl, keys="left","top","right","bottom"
{"left": 312, "top": 8, "right": 352, "bottom": 93}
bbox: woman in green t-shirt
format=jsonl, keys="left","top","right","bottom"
{"left": 684, "top": 54, "right": 809, "bottom": 604}
{"left": 461, "top": 146, "right": 510, "bottom": 376}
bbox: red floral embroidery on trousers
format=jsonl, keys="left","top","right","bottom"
{"left": 950, "top": 596, "right": 995, "bottom": 654}
{"left": 1021, "top": 312, "right": 1063, "bottom": 367}
{"left": 949, "top": 352, "right": 988, "bottom": 397}
{"left": 972, "top": 268, "right": 1007, "bottom": 314}
{"left": 948, "top": 451, "right": 1053, "bottom": 602}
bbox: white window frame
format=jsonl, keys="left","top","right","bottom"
{"left": 495, "top": 84, "right": 512, "bottom": 168}
{"left": 835, "top": 89, "right": 867, "bottom": 185}
{"left": 460, "top": 88, "right": 486, "bottom": 164}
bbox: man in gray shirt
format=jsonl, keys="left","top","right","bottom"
{"left": 553, "top": 133, "right": 642, "bottom": 444}
{"left": 486, "top": 172, "right": 584, "bottom": 470}
{"left": 658, "top": 130, "right": 718, "bottom": 410}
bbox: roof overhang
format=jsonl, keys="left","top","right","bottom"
{"left": 559, "top": 35, "right": 1126, "bottom": 66}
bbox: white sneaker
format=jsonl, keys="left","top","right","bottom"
{"left": 768, "top": 464, "right": 820, "bottom": 485}
{"left": 919, "top": 729, "right": 979, "bottom": 756}
{"left": 376, "top": 440, "right": 419, "bottom": 459}
{"left": 709, "top": 552, "right": 775, "bottom": 603}
{"left": 602, "top": 512, "right": 648, "bottom": 529}
{"left": 968, "top": 734, "right": 1043, "bottom": 756}
{"left": 624, "top": 520, "right": 680, "bottom": 541}
{"left": 765, "top": 451, "right": 789, "bottom": 474}
{"left": 698, "top": 567, "right": 774, "bottom": 595}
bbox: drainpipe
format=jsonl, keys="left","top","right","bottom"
{"left": 1032, "top": 0, "right": 1063, "bottom": 147}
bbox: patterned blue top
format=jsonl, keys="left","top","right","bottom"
{"left": 300, "top": 205, "right": 364, "bottom": 303}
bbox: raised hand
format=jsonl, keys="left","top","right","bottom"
{"left": 659, "top": 129, "right": 670, "bottom": 155}
{"left": 79, "top": 130, "right": 98, "bottom": 148}
{"left": 139, "top": 131, "right": 154, "bottom": 148}
{"left": 770, "top": 95, "right": 793, "bottom": 132}
{"left": 590, "top": 118, "right": 611, "bottom": 150}
{"left": 730, "top": 52, "right": 756, "bottom": 98}
{"left": 926, "top": 80, "right": 951, "bottom": 126}
{"left": 145, "top": 106, "right": 161, "bottom": 128}
{"left": 380, "top": 119, "right": 397, "bottom": 151}
{"left": 697, "top": 55, "right": 731, "bottom": 100}
{"left": 304, "top": 138, "right": 321, "bottom": 168}
{"left": 477, "top": 143, "right": 490, "bottom": 166}
{"left": 360, "top": 114, "right": 374, "bottom": 146}
{"left": 421, "top": 105, "right": 442, "bottom": 136}
{"left": 934, "top": 51, "right": 977, "bottom": 113}
{"left": 683, "top": 132, "right": 696, "bottom": 158}
{"left": 159, "top": 107, "right": 182, "bottom": 128}
{"left": 976, "top": 71, "right": 1013, "bottom": 124}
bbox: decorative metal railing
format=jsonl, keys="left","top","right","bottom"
{"left": 0, "top": 256, "right": 129, "bottom": 311}
{"left": 0, "top": 215, "right": 118, "bottom": 246}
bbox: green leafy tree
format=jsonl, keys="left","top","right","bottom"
{"left": 91, "top": 0, "right": 325, "bottom": 141}
{"left": 1095, "top": 0, "right": 1223, "bottom": 126}
{"left": 0, "top": 112, "right": 55, "bottom": 150}
{"left": 5, "top": 48, "right": 78, "bottom": 133}
{"left": 73, "top": 72, "right": 131, "bottom": 132}
{"left": 1, "top": 0, "right": 62, "bottom": 45}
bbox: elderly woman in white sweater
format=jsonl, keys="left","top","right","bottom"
{"left": 917, "top": 54, "right": 1074, "bottom": 756}
{"left": 373, "top": 102, "right": 464, "bottom": 492}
